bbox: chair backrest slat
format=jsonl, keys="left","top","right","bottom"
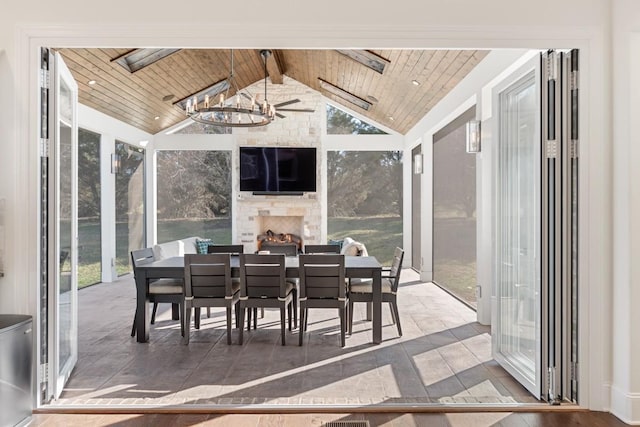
{"left": 240, "top": 254, "right": 287, "bottom": 299}
{"left": 304, "top": 244, "right": 341, "bottom": 254}
{"left": 131, "top": 248, "right": 155, "bottom": 270}
{"left": 184, "top": 254, "right": 232, "bottom": 299}
{"left": 207, "top": 244, "right": 244, "bottom": 255}
{"left": 260, "top": 243, "right": 298, "bottom": 256}
{"left": 299, "top": 254, "right": 345, "bottom": 300}
{"left": 389, "top": 247, "right": 405, "bottom": 292}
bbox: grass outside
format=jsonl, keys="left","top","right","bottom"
{"left": 77, "top": 216, "right": 401, "bottom": 288}
{"left": 433, "top": 260, "right": 477, "bottom": 307}
{"left": 328, "top": 215, "right": 402, "bottom": 266}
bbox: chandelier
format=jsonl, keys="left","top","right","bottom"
{"left": 185, "top": 50, "right": 276, "bottom": 127}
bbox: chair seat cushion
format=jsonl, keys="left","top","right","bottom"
{"left": 149, "top": 278, "right": 183, "bottom": 294}
{"left": 349, "top": 278, "right": 393, "bottom": 294}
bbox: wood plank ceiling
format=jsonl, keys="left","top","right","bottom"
{"left": 56, "top": 48, "right": 489, "bottom": 135}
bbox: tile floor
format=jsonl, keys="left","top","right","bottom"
{"left": 52, "top": 269, "right": 538, "bottom": 408}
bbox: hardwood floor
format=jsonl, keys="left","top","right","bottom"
{"left": 30, "top": 411, "right": 629, "bottom": 426}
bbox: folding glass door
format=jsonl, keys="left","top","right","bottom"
{"left": 45, "top": 50, "right": 79, "bottom": 401}
{"left": 492, "top": 50, "right": 579, "bottom": 403}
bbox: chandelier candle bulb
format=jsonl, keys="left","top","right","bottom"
{"left": 185, "top": 50, "right": 275, "bottom": 128}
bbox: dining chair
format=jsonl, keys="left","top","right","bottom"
{"left": 298, "top": 254, "right": 348, "bottom": 347}
{"left": 348, "top": 247, "right": 404, "bottom": 337}
{"left": 238, "top": 253, "right": 295, "bottom": 345}
{"left": 130, "top": 248, "right": 185, "bottom": 338}
{"left": 304, "top": 244, "right": 341, "bottom": 254}
{"left": 202, "top": 244, "right": 244, "bottom": 321}
{"left": 183, "top": 253, "right": 240, "bottom": 345}
{"left": 256, "top": 245, "right": 299, "bottom": 327}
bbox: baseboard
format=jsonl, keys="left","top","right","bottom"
{"left": 610, "top": 383, "right": 640, "bottom": 425}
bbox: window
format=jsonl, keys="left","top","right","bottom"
{"left": 115, "top": 141, "right": 145, "bottom": 275}
{"left": 173, "top": 121, "right": 232, "bottom": 135}
{"left": 327, "top": 150, "right": 402, "bottom": 265}
{"left": 77, "top": 128, "right": 101, "bottom": 288}
{"left": 326, "top": 104, "right": 387, "bottom": 135}
{"left": 156, "top": 150, "right": 232, "bottom": 243}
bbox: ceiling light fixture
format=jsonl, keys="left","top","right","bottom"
{"left": 88, "top": 80, "right": 96, "bottom": 85}
{"left": 412, "top": 80, "right": 420, "bottom": 86}
{"left": 185, "top": 50, "right": 276, "bottom": 128}
{"left": 318, "top": 78, "right": 372, "bottom": 111}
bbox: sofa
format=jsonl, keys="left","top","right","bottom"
{"left": 152, "top": 236, "right": 203, "bottom": 260}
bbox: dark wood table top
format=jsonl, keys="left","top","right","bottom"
{"left": 136, "top": 255, "right": 382, "bottom": 276}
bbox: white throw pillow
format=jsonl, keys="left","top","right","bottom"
{"left": 341, "top": 240, "right": 368, "bottom": 256}
{"left": 153, "top": 240, "right": 184, "bottom": 260}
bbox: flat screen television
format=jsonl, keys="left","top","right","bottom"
{"left": 239, "top": 147, "right": 317, "bottom": 194}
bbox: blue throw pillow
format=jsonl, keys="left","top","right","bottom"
{"left": 328, "top": 239, "right": 344, "bottom": 250}
{"left": 196, "top": 238, "right": 214, "bottom": 254}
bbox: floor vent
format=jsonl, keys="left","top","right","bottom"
{"left": 323, "top": 422, "right": 370, "bottom": 427}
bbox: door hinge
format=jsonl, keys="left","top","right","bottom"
{"left": 40, "top": 138, "right": 50, "bottom": 158}
{"left": 39, "top": 69, "right": 50, "bottom": 90}
{"left": 546, "top": 140, "right": 558, "bottom": 158}
{"left": 570, "top": 140, "right": 579, "bottom": 159}
{"left": 548, "top": 366, "right": 561, "bottom": 405}
{"left": 40, "top": 363, "right": 49, "bottom": 383}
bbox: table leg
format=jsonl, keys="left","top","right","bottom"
{"left": 171, "top": 303, "right": 180, "bottom": 320}
{"left": 372, "top": 268, "right": 382, "bottom": 344}
{"left": 136, "top": 270, "right": 150, "bottom": 343}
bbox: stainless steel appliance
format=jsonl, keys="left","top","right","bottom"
{"left": 0, "top": 315, "right": 32, "bottom": 427}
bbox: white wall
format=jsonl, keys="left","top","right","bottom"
{"left": 0, "top": 0, "right": 618, "bottom": 417}
{"left": 611, "top": 0, "right": 640, "bottom": 423}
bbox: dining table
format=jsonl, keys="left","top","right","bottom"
{"left": 134, "top": 255, "right": 383, "bottom": 344}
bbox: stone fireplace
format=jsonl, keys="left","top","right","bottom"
{"left": 236, "top": 199, "right": 321, "bottom": 253}
{"left": 232, "top": 76, "right": 324, "bottom": 253}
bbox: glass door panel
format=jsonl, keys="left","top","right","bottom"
{"left": 492, "top": 59, "right": 541, "bottom": 397}
{"left": 51, "top": 51, "right": 78, "bottom": 398}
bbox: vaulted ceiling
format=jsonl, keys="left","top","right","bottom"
{"left": 56, "top": 48, "right": 489, "bottom": 135}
